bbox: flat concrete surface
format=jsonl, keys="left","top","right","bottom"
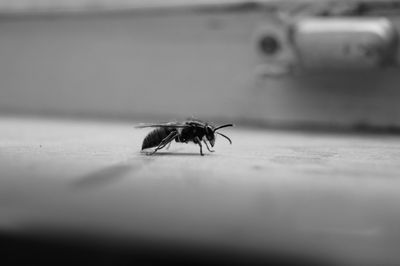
{"left": 1, "top": 116, "right": 400, "bottom": 264}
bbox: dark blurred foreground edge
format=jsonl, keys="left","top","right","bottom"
{"left": 0, "top": 231, "right": 333, "bottom": 266}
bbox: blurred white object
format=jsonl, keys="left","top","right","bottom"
{"left": 294, "top": 17, "right": 398, "bottom": 69}
{"left": 255, "top": 17, "right": 398, "bottom": 74}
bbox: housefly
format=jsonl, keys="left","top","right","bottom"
{"left": 136, "top": 120, "right": 233, "bottom": 156}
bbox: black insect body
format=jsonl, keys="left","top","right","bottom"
{"left": 137, "top": 120, "right": 233, "bottom": 156}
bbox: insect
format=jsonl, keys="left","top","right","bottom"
{"left": 136, "top": 120, "right": 233, "bottom": 156}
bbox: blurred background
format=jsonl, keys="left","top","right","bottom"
{"left": 1, "top": 0, "right": 400, "bottom": 129}
{"left": 2, "top": 0, "right": 400, "bottom": 265}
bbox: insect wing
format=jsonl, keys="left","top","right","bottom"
{"left": 135, "top": 122, "right": 187, "bottom": 129}
{"left": 185, "top": 119, "right": 208, "bottom": 127}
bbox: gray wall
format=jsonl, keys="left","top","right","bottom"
{"left": 1, "top": 8, "right": 400, "bottom": 129}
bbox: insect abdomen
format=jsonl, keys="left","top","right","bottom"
{"left": 141, "top": 127, "right": 173, "bottom": 150}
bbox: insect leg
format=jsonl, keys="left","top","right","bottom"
{"left": 194, "top": 137, "right": 204, "bottom": 156}
{"left": 150, "top": 137, "right": 174, "bottom": 155}
{"left": 165, "top": 141, "right": 172, "bottom": 150}
{"left": 154, "top": 133, "right": 177, "bottom": 151}
{"left": 149, "top": 131, "right": 178, "bottom": 155}
{"left": 203, "top": 140, "right": 215, "bottom": 152}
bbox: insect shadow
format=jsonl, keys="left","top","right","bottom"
{"left": 71, "top": 163, "right": 138, "bottom": 189}
{"left": 141, "top": 151, "right": 211, "bottom": 157}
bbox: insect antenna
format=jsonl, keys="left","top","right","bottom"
{"left": 216, "top": 132, "right": 232, "bottom": 144}
{"left": 213, "top": 124, "right": 234, "bottom": 131}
